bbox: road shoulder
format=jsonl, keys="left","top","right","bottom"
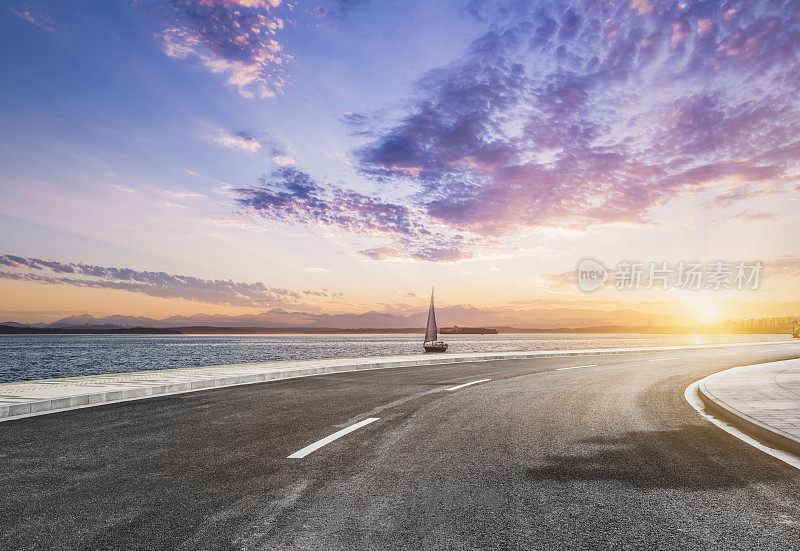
{"left": 696, "top": 359, "right": 800, "bottom": 459}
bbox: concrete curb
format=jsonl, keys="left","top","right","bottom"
{"left": 2, "top": 339, "right": 797, "bottom": 423}
{"left": 697, "top": 368, "right": 800, "bottom": 458}
{"left": 0, "top": 350, "right": 613, "bottom": 422}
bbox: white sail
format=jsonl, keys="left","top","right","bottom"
{"left": 424, "top": 288, "right": 437, "bottom": 342}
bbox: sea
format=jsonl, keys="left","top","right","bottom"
{"left": 0, "top": 333, "right": 792, "bottom": 384}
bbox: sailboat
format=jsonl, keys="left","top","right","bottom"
{"left": 423, "top": 287, "right": 448, "bottom": 353}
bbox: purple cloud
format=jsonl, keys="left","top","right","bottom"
{"left": 233, "top": 167, "right": 499, "bottom": 261}
{"left": 312, "top": 0, "right": 374, "bottom": 20}
{"left": 224, "top": 0, "right": 800, "bottom": 261}
{"left": 235, "top": 166, "right": 419, "bottom": 235}
{"left": 704, "top": 182, "right": 800, "bottom": 211}
{"left": 0, "top": 255, "right": 75, "bottom": 273}
{"left": 355, "top": 0, "right": 800, "bottom": 236}
{"left": 0, "top": 254, "right": 338, "bottom": 308}
{"left": 147, "top": 0, "right": 289, "bottom": 98}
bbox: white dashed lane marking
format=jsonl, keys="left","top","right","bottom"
{"left": 556, "top": 365, "right": 598, "bottom": 371}
{"left": 446, "top": 379, "right": 491, "bottom": 391}
{"left": 287, "top": 418, "right": 380, "bottom": 459}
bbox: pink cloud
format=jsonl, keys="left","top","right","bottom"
{"left": 731, "top": 209, "right": 778, "bottom": 222}
{"left": 0, "top": 254, "right": 338, "bottom": 308}
{"left": 155, "top": 0, "right": 289, "bottom": 98}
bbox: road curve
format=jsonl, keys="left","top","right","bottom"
{"left": 2, "top": 343, "right": 800, "bottom": 550}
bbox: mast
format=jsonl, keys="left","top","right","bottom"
{"left": 424, "top": 287, "right": 438, "bottom": 342}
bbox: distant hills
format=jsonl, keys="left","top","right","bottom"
{"left": 0, "top": 321, "right": 30, "bottom": 328}
{"left": 0, "top": 325, "right": 181, "bottom": 335}
{"left": 1, "top": 305, "right": 694, "bottom": 332}
{"left": 0, "top": 309, "right": 792, "bottom": 335}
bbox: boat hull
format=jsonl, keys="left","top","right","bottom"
{"left": 424, "top": 342, "right": 448, "bottom": 353}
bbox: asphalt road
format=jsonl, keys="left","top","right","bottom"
{"left": 3, "top": 344, "right": 800, "bottom": 550}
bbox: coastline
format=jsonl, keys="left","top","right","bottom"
{"left": 3, "top": 339, "right": 798, "bottom": 423}
{"left": 1, "top": 325, "right": 795, "bottom": 336}
{"left": 1, "top": 333, "right": 793, "bottom": 385}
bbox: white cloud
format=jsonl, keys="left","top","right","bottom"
{"left": 167, "top": 191, "right": 206, "bottom": 199}
{"left": 215, "top": 130, "right": 262, "bottom": 152}
{"left": 272, "top": 154, "right": 295, "bottom": 166}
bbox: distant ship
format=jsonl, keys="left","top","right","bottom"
{"left": 423, "top": 288, "right": 448, "bottom": 353}
{"left": 440, "top": 326, "right": 499, "bottom": 335}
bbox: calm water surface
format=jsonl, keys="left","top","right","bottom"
{"left": 0, "top": 333, "right": 791, "bottom": 383}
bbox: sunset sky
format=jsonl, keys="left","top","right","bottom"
{"left": 1, "top": 0, "right": 799, "bottom": 327}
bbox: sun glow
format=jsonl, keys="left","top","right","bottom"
{"left": 700, "top": 305, "right": 721, "bottom": 324}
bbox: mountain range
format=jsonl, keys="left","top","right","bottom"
{"left": 1, "top": 306, "right": 692, "bottom": 330}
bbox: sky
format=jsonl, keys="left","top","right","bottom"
{"left": 1, "top": 0, "right": 799, "bottom": 327}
